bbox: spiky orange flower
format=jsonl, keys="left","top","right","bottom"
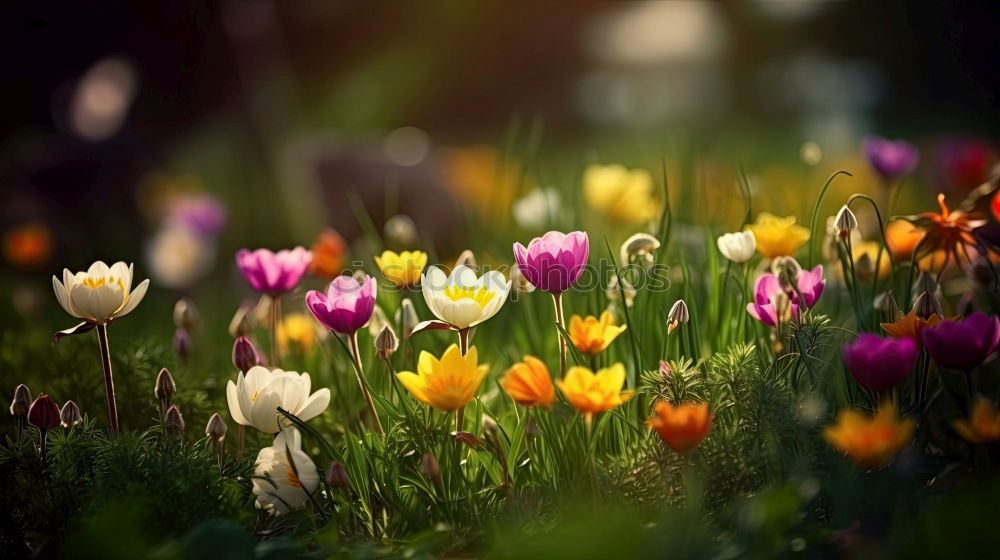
{"left": 880, "top": 310, "right": 942, "bottom": 341}
{"left": 906, "top": 193, "right": 987, "bottom": 270}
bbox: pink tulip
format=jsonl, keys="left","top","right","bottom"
{"left": 747, "top": 274, "right": 795, "bottom": 327}
{"left": 235, "top": 247, "right": 312, "bottom": 294}
{"left": 512, "top": 231, "right": 589, "bottom": 294}
{"left": 306, "top": 275, "right": 377, "bottom": 334}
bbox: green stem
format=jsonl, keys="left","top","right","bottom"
{"left": 349, "top": 331, "right": 385, "bottom": 440}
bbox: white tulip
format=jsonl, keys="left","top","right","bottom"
{"left": 52, "top": 261, "right": 150, "bottom": 324}
{"left": 716, "top": 231, "right": 757, "bottom": 264}
{"left": 252, "top": 428, "right": 320, "bottom": 516}
{"left": 421, "top": 265, "right": 510, "bottom": 329}
{"left": 226, "top": 365, "right": 330, "bottom": 434}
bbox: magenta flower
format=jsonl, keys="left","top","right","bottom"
{"left": 236, "top": 247, "right": 312, "bottom": 295}
{"left": 921, "top": 312, "right": 1000, "bottom": 370}
{"left": 797, "top": 264, "right": 826, "bottom": 309}
{"left": 843, "top": 334, "right": 918, "bottom": 393}
{"left": 746, "top": 274, "right": 795, "bottom": 327}
{"left": 512, "top": 231, "right": 589, "bottom": 294}
{"left": 864, "top": 136, "right": 919, "bottom": 182}
{"left": 306, "top": 275, "right": 377, "bottom": 334}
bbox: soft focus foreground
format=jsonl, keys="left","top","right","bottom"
{"left": 4, "top": 3, "right": 1000, "bottom": 559}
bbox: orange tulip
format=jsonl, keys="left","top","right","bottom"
{"left": 568, "top": 311, "right": 627, "bottom": 355}
{"left": 824, "top": 402, "right": 914, "bottom": 469}
{"left": 647, "top": 401, "right": 712, "bottom": 454}
{"left": 953, "top": 398, "right": 1000, "bottom": 444}
{"left": 308, "top": 228, "right": 348, "bottom": 280}
{"left": 885, "top": 220, "right": 924, "bottom": 261}
{"left": 556, "top": 364, "right": 633, "bottom": 420}
{"left": 500, "top": 356, "right": 556, "bottom": 409}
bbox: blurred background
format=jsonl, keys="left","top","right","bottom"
{"left": 2, "top": 0, "right": 999, "bottom": 335}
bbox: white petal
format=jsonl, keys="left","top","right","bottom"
{"left": 449, "top": 265, "right": 478, "bottom": 289}
{"left": 226, "top": 380, "right": 249, "bottom": 425}
{"left": 114, "top": 279, "right": 149, "bottom": 319}
{"left": 110, "top": 262, "right": 131, "bottom": 292}
{"left": 52, "top": 276, "right": 78, "bottom": 318}
{"left": 439, "top": 299, "right": 482, "bottom": 329}
{"left": 295, "top": 388, "right": 330, "bottom": 422}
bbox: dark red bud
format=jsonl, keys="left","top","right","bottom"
{"left": 27, "top": 394, "right": 60, "bottom": 430}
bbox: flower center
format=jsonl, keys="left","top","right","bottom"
{"left": 82, "top": 275, "right": 125, "bottom": 292}
{"left": 251, "top": 390, "right": 259, "bottom": 402}
{"left": 286, "top": 467, "right": 302, "bottom": 488}
{"left": 444, "top": 286, "right": 495, "bottom": 309}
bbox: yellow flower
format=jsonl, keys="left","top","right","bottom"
{"left": 397, "top": 344, "right": 489, "bottom": 412}
{"left": 501, "top": 356, "right": 556, "bottom": 408}
{"left": 746, "top": 213, "right": 810, "bottom": 259}
{"left": 568, "top": 311, "right": 627, "bottom": 355}
{"left": 583, "top": 164, "right": 659, "bottom": 224}
{"left": 845, "top": 241, "right": 891, "bottom": 281}
{"left": 556, "top": 363, "right": 634, "bottom": 418}
{"left": 953, "top": 398, "right": 1000, "bottom": 444}
{"left": 277, "top": 313, "right": 317, "bottom": 354}
{"left": 824, "top": 402, "right": 914, "bottom": 469}
{"left": 375, "top": 250, "right": 427, "bottom": 288}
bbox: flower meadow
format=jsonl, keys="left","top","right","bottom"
{"left": 6, "top": 136, "right": 1000, "bottom": 559}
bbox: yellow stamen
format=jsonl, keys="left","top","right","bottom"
{"left": 82, "top": 275, "right": 125, "bottom": 291}
{"left": 286, "top": 467, "right": 302, "bottom": 488}
{"left": 443, "top": 286, "right": 495, "bottom": 309}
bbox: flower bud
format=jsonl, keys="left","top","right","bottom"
{"left": 873, "top": 291, "right": 903, "bottom": 320}
{"left": 912, "top": 271, "right": 938, "bottom": 304}
{"left": 172, "top": 298, "right": 200, "bottom": 330}
{"left": 659, "top": 360, "right": 673, "bottom": 381}
{"left": 482, "top": 414, "right": 498, "bottom": 434}
{"left": 419, "top": 452, "right": 441, "bottom": 481}
{"left": 205, "top": 412, "right": 227, "bottom": 442}
{"left": 510, "top": 264, "right": 536, "bottom": 295}
{"left": 10, "top": 384, "right": 31, "bottom": 417}
{"left": 228, "top": 300, "right": 254, "bottom": 338}
{"left": 667, "top": 300, "right": 689, "bottom": 334}
{"left": 913, "top": 291, "right": 943, "bottom": 320}
{"left": 155, "top": 368, "right": 176, "bottom": 404}
{"left": 455, "top": 249, "right": 477, "bottom": 270}
{"left": 384, "top": 214, "right": 419, "bottom": 248}
{"left": 854, "top": 253, "right": 875, "bottom": 281}
{"left": 525, "top": 418, "right": 542, "bottom": 439}
{"left": 620, "top": 233, "right": 660, "bottom": 270}
{"left": 606, "top": 276, "right": 636, "bottom": 308}
{"left": 59, "top": 400, "right": 82, "bottom": 428}
{"left": 772, "top": 256, "right": 802, "bottom": 293}
{"left": 164, "top": 405, "right": 185, "bottom": 435}
{"left": 28, "top": 394, "right": 60, "bottom": 430}
{"left": 173, "top": 328, "right": 191, "bottom": 362}
{"left": 833, "top": 205, "right": 858, "bottom": 240}
{"left": 325, "top": 461, "right": 351, "bottom": 489}
{"left": 232, "top": 336, "right": 261, "bottom": 373}
{"left": 397, "top": 298, "right": 419, "bottom": 340}
{"left": 374, "top": 325, "right": 399, "bottom": 361}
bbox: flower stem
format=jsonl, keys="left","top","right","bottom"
{"left": 96, "top": 323, "right": 120, "bottom": 434}
{"left": 455, "top": 328, "right": 471, "bottom": 433}
{"left": 270, "top": 294, "right": 281, "bottom": 366}
{"left": 349, "top": 331, "right": 385, "bottom": 440}
{"left": 552, "top": 293, "right": 567, "bottom": 376}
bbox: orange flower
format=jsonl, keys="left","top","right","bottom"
{"left": 880, "top": 310, "right": 942, "bottom": 340}
{"left": 308, "top": 228, "right": 347, "bottom": 280}
{"left": 952, "top": 398, "right": 1000, "bottom": 444}
{"left": 905, "top": 193, "right": 987, "bottom": 270}
{"left": 647, "top": 401, "right": 712, "bottom": 454}
{"left": 885, "top": 220, "right": 925, "bottom": 261}
{"left": 500, "top": 356, "right": 556, "bottom": 409}
{"left": 568, "top": 311, "right": 627, "bottom": 355}
{"left": 556, "top": 364, "right": 634, "bottom": 418}
{"left": 3, "top": 222, "right": 52, "bottom": 270}
{"left": 824, "top": 402, "right": 914, "bottom": 469}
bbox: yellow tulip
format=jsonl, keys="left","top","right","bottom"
{"left": 953, "top": 398, "right": 1000, "bottom": 444}
{"left": 556, "top": 363, "right": 634, "bottom": 419}
{"left": 746, "top": 213, "right": 810, "bottom": 259}
{"left": 501, "top": 356, "right": 556, "bottom": 409}
{"left": 277, "top": 313, "right": 318, "bottom": 354}
{"left": 375, "top": 250, "right": 427, "bottom": 288}
{"left": 824, "top": 402, "right": 914, "bottom": 469}
{"left": 568, "top": 311, "right": 627, "bottom": 355}
{"left": 397, "top": 344, "right": 489, "bottom": 412}
{"left": 583, "top": 164, "right": 659, "bottom": 224}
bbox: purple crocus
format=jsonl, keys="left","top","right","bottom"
{"left": 166, "top": 194, "right": 228, "bottom": 238}
{"left": 843, "top": 333, "right": 918, "bottom": 393}
{"left": 921, "top": 311, "right": 1000, "bottom": 370}
{"left": 797, "top": 264, "right": 826, "bottom": 309}
{"left": 512, "top": 231, "right": 589, "bottom": 294}
{"left": 747, "top": 274, "right": 795, "bottom": 327}
{"left": 864, "top": 136, "right": 919, "bottom": 183}
{"left": 235, "top": 247, "right": 312, "bottom": 295}
{"left": 306, "top": 275, "right": 377, "bottom": 334}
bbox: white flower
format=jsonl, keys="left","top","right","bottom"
{"left": 716, "top": 231, "right": 757, "bottom": 264}
{"left": 226, "top": 365, "right": 330, "bottom": 434}
{"left": 146, "top": 225, "right": 216, "bottom": 289}
{"left": 52, "top": 261, "right": 150, "bottom": 324}
{"left": 252, "top": 428, "right": 320, "bottom": 516}
{"left": 512, "top": 188, "right": 560, "bottom": 230}
{"left": 421, "top": 265, "right": 510, "bottom": 329}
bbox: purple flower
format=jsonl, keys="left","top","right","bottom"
{"left": 746, "top": 274, "right": 796, "bottom": 327}
{"left": 236, "top": 247, "right": 312, "bottom": 295}
{"left": 843, "top": 334, "right": 918, "bottom": 393}
{"left": 306, "top": 275, "right": 377, "bottom": 334}
{"left": 921, "top": 312, "right": 1000, "bottom": 370}
{"left": 512, "top": 231, "right": 589, "bottom": 294}
{"left": 797, "top": 264, "right": 826, "bottom": 309}
{"left": 166, "top": 194, "right": 227, "bottom": 237}
{"left": 864, "top": 136, "right": 919, "bottom": 182}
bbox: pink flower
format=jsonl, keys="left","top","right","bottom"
{"left": 513, "top": 231, "right": 589, "bottom": 294}
{"left": 306, "top": 275, "right": 376, "bottom": 334}
{"left": 236, "top": 247, "right": 312, "bottom": 295}
{"left": 746, "top": 274, "right": 795, "bottom": 327}
{"left": 797, "top": 264, "right": 826, "bottom": 309}
{"left": 843, "top": 333, "right": 918, "bottom": 392}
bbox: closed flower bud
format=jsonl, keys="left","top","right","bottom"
{"left": 525, "top": 418, "right": 542, "bottom": 438}
{"left": 854, "top": 253, "right": 875, "bottom": 281}
{"left": 510, "top": 264, "right": 536, "bottom": 295}
{"left": 874, "top": 290, "right": 904, "bottom": 320}
{"left": 173, "top": 328, "right": 191, "bottom": 361}
{"left": 420, "top": 452, "right": 441, "bottom": 481}
{"left": 911, "top": 271, "right": 938, "bottom": 304}
{"left": 659, "top": 360, "right": 673, "bottom": 380}
{"left": 397, "top": 298, "right": 419, "bottom": 340}
{"left": 455, "top": 249, "right": 477, "bottom": 270}
{"left": 913, "top": 291, "right": 943, "bottom": 320}
{"left": 667, "top": 300, "right": 689, "bottom": 334}
{"left": 10, "top": 384, "right": 31, "bottom": 417}
{"left": 374, "top": 325, "right": 399, "bottom": 360}
{"left": 232, "top": 336, "right": 261, "bottom": 373}
{"left": 59, "top": 400, "right": 82, "bottom": 428}
{"left": 366, "top": 305, "right": 389, "bottom": 337}
{"left": 172, "top": 298, "right": 200, "bottom": 330}
{"left": 717, "top": 230, "right": 757, "bottom": 264}
{"left": 833, "top": 205, "right": 858, "bottom": 240}
{"left": 482, "top": 414, "right": 498, "bottom": 434}
{"left": 155, "top": 368, "right": 176, "bottom": 403}
{"left": 325, "top": 461, "right": 351, "bottom": 489}
{"left": 205, "top": 412, "right": 227, "bottom": 442}
{"left": 620, "top": 233, "right": 660, "bottom": 270}
{"left": 772, "top": 256, "right": 803, "bottom": 293}
{"left": 164, "top": 404, "right": 185, "bottom": 435}
{"left": 28, "top": 394, "right": 60, "bottom": 430}
{"left": 228, "top": 300, "right": 254, "bottom": 338}
{"left": 384, "top": 214, "right": 419, "bottom": 248}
